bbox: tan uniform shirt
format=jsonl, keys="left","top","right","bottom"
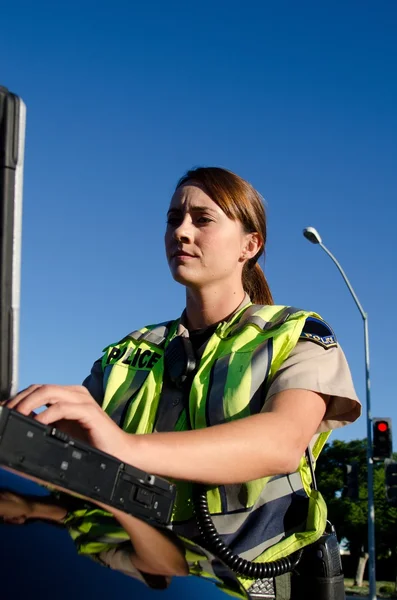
{"left": 265, "top": 340, "right": 361, "bottom": 432}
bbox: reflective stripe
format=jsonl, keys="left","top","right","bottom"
{"left": 250, "top": 340, "right": 272, "bottom": 397}
{"left": 171, "top": 472, "right": 304, "bottom": 541}
{"left": 211, "top": 473, "right": 304, "bottom": 531}
{"left": 141, "top": 327, "right": 169, "bottom": 345}
{"left": 127, "top": 330, "right": 142, "bottom": 340}
{"left": 228, "top": 306, "right": 302, "bottom": 337}
{"left": 246, "top": 315, "right": 269, "bottom": 331}
{"left": 127, "top": 323, "right": 170, "bottom": 346}
{"left": 82, "top": 534, "right": 129, "bottom": 545}
{"left": 221, "top": 483, "right": 246, "bottom": 513}
{"left": 240, "top": 530, "right": 286, "bottom": 560}
{"left": 261, "top": 306, "right": 302, "bottom": 330}
{"left": 237, "top": 518, "right": 306, "bottom": 561}
{"left": 221, "top": 493, "right": 309, "bottom": 559}
{"left": 249, "top": 338, "right": 273, "bottom": 415}
{"left": 270, "top": 471, "right": 305, "bottom": 494}
{"left": 70, "top": 527, "right": 130, "bottom": 554}
{"left": 226, "top": 304, "right": 265, "bottom": 337}
{"left": 109, "top": 369, "right": 150, "bottom": 426}
{"left": 206, "top": 354, "right": 232, "bottom": 426}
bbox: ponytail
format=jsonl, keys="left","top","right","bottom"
{"left": 242, "top": 262, "right": 273, "bottom": 306}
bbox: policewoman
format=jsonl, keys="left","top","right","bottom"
{"left": 6, "top": 167, "right": 361, "bottom": 599}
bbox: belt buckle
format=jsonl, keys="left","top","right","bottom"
{"left": 247, "top": 577, "right": 275, "bottom": 599}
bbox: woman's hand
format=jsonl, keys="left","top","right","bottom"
{"left": 0, "top": 491, "right": 33, "bottom": 524}
{"left": 5, "top": 384, "right": 130, "bottom": 461}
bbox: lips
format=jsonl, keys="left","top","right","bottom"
{"left": 171, "top": 250, "right": 195, "bottom": 258}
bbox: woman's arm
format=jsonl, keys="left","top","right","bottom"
{"left": 108, "top": 509, "right": 188, "bottom": 576}
{"left": 0, "top": 491, "right": 68, "bottom": 524}
{"left": 121, "top": 389, "right": 327, "bottom": 484}
{"left": 2, "top": 385, "right": 327, "bottom": 576}
{"left": 4, "top": 385, "right": 326, "bottom": 485}
{"left": 0, "top": 490, "right": 187, "bottom": 577}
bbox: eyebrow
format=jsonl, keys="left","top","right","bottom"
{"left": 167, "top": 206, "right": 218, "bottom": 216}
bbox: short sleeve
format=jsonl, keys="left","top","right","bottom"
{"left": 93, "top": 546, "right": 170, "bottom": 589}
{"left": 82, "top": 359, "right": 104, "bottom": 406}
{"left": 265, "top": 340, "right": 361, "bottom": 433}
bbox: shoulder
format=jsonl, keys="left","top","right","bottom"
{"left": 299, "top": 316, "right": 337, "bottom": 350}
{"left": 82, "top": 358, "right": 104, "bottom": 404}
{"left": 103, "top": 318, "right": 178, "bottom": 350}
{"left": 265, "top": 339, "right": 361, "bottom": 430}
{"left": 271, "top": 337, "right": 350, "bottom": 388}
{"left": 244, "top": 305, "right": 338, "bottom": 347}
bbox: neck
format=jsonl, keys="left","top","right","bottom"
{"left": 185, "top": 284, "right": 247, "bottom": 330}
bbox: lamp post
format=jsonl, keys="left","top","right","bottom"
{"left": 303, "top": 226, "right": 376, "bottom": 600}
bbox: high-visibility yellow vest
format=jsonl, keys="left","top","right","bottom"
{"left": 66, "top": 304, "right": 334, "bottom": 597}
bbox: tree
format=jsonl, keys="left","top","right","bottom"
{"left": 316, "top": 439, "right": 397, "bottom": 587}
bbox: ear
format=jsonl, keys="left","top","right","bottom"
{"left": 240, "top": 232, "right": 262, "bottom": 262}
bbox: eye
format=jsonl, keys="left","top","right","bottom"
{"left": 166, "top": 216, "right": 181, "bottom": 226}
{"left": 196, "top": 216, "right": 213, "bottom": 224}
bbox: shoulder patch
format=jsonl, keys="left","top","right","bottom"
{"left": 300, "top": 317, "right": 337, "bottom": 349}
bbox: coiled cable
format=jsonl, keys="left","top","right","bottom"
{"left": 193, "top": 486, "right": 303, "bottom": 579}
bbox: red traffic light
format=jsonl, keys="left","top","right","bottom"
{"left": 373, "top": 418, "right": 393, "bottom": 460}
{"left": 377, "top": 422, "right": 389, "bottom": 433}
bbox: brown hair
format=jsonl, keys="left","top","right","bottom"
{"left": 176, "top": 167, "right": 274, "bottom": 305}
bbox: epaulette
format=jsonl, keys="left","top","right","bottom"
{"left": 300, "top": 316, "right": 338, "bottom": 349}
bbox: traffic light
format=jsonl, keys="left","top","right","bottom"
{"left": 385, "top": 460, "right": 397, "bottom": 506}
{"left": 373, "top": 418, "right": 392, "bottom": 461}
{"left": 343, "top": 461, "right": 359, "bottom": 500}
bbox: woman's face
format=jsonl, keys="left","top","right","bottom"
{"left": 165, "top": 183, "right": 255, "bottom": 289}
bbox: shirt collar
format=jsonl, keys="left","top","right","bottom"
{"left": 177, "top": 293, "right": 252, "bottom": 337}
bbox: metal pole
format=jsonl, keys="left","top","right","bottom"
{"left": 318, "top": 242, "right": 376, "bottom": 600}
{"left": 363, "top": 316, "right": 376, "bottom": 600}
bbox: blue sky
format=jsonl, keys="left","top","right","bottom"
{"left": 1, "top": 1, "right": 396, "bottom": 598}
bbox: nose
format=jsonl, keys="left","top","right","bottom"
{"left": 172, "top": 215, "right": 193, "bottom": 243}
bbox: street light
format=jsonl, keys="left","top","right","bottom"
{"left": 303, "top": 226, "right": 376, "bottom": 600}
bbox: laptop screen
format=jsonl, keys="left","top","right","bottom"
{"left": 0, "top": 86, "right": 26, "bottom": 401}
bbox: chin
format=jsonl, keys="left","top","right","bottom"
{"left": 171, "top": 273, "right": 195, "bottom": 286}
{"left": 169, "top": 267, "right": 201, "bottom": 288}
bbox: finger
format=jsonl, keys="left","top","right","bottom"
{"left": 7, "top": 387, "right": 60, "bottom": 416}
{"left": 6, "top": 384, "right": 89, "bottom": 411}
{"left": 6, "top": 384, "right": 44, "bottom": 409}
{"left": 53, "top": 419, "right": 90, "bottom": 443}
{"left": 34, "top": 402, "right": 93, "bottom": 428}
{"left": 7, "top": 385, "right": 89, "bottom": 417}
